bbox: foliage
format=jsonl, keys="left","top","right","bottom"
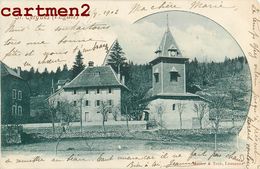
{"left": 72, "top": 50, "right": 85, "bottom": 79}
{"left": 19, "top": 55, "right": 250, "bottom": 122}
{"left": 177, "top": 103, "right": 186, "bottom": 129}
{"left": 98, "top": 101, "right": 113, "bottom": 132}
{"left": 107, "top": 40, "right": 126, "bottom": 75}
{"left": 193, "top": 103, "right": 207, "bottom": 129}
{"left": 55, "top": 100, "right": 80, "bottom": 125}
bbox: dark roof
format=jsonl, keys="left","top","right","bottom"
{"left": 143, "top": 88, "right": 210, "bottom": 102}
{"left": 156, "top": 27, "right": 183, "bottom": 57}
{"left": 150, "top": 56, "right": 189, "bottom": 65}
{"left": 63, "top": 65, "right": 125, "bottom": 89}
{"left": 0, "top": 61, "right": 22, "bottom": 79}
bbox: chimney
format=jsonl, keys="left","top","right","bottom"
{"left": 88, "top": 61, "right": 94, "bottom": 67}
{"left": 17, "top": 67, "right": 21, "bottom": 76}
{"left": 121, "top": 75, "right": 125, "bottom": 85}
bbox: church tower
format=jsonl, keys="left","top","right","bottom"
{"left": 150, "top": 16, "right": 189, "bottom": 96}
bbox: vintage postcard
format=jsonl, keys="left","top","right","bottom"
{"left": 0, "top": 0, "right": 259, "bottom": 168}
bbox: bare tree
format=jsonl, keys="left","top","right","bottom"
{"left": 154, "top": 102, "right": 166, "bottom": 129}
{"left": 209, "top": 95, "right": 226, "bottom": 151}
{"left": 112, "top": 104, "right": 120, "bottom": 121}
{"left": 98, "top": 101, "right": 110, "bottom": 132}
{"left": 54, "top": 100, "right": 80, "bottom": 155}
{"left": 193, "top": 103, "right": 207, "bottom": 129}
{"left": 177, "top": 103, "right": 186, "bottom": 129}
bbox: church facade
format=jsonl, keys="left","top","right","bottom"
{"left": 143, "top": 26, "right": 210, "bottom": 129}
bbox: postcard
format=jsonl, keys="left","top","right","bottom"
{"left": 0, "top": 0, "right": 259, "bottom": 168}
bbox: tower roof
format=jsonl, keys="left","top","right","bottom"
{"left": 156, "top": 28, "right": 183, "bottom": 57}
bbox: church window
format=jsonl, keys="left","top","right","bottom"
{"left": 73, "top": 89, "right": 76, "bottom": 94}
{"left": 154, "top": 73, "right": 159, "bottom": 83}
{"left": 172, "top": 104, "right": 176, "bottom": 110}
{"left": 170, "top": 72, "right": 178, "bottom": 82}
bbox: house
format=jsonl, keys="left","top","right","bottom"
{"left": 48, "top": 61, "right": 128, "bottom": 123}
{"left": 142, "top": 24, "right": 210, "bottom": 129}
{"left": 0, "top": 61, "right": 30, "bottom": 124}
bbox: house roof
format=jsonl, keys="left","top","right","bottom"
{"left": 63, "top": 65, "right": 126, "bottom": 89}
{"left": 143, "top": 88, "right": 210, "bottom": 102}
{"left": 156, "top": 27, "right": 183, "bottom": 57}
{"left": 0, "top": 61, "right": 22, "bottom": 79}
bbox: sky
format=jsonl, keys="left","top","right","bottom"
{"left": 0, "top": 10, "right": 245, "bottom": 72}
{"left": 108, "top": 11, "right": 244, "bottom": 64}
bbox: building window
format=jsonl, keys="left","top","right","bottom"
{"left": 57, "top": 101, "right": 60, "bottom": 107}
{"left": 73, "top": 89, "right": 77, "bottom": 94}
{"left": 172, "top": 104, "right": 176, "bottom": 110}
{"left": 108, "top": 88, "right": 112, "bottom": 93}
{"left": 85, "top": 100, "right": 89, "bottom": 106}
{"left": 154, "top": 73, "right": 159, "bottom": 83}
{"left": 108, "top": 100, "right": 113, "bottom": 106}
{"left": 74, "top": 101, "right": 77, "bottom": 106}
{"left": 12, "top": 105, "right": 17, "bottom": 116}
{"left": 86, "top": 89, "right": 88, "bottom": 94}
{"left": 18, "top": 106, "right": 22, "bottom": 116}
{"left": 97, "top": 88, "right": 100, "bottom": 94}
{"left": 170, "top": 72, "right": 178, "bottom": 82}
{"left": 18, "top": 91, "right": 22, "bottom": 100}
{"left": 12, "top": 89, "right": 16, "bottom": 99}
{"left": 97, "top": 111, "right": 100, "bottom": 113}
{"left": 96, "top": 100, "right": 100, "bottom": 106}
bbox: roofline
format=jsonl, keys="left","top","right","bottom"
{"left": 46, "top": 88, "right": 63, "bottom": 100}
{"left": 63, "top": 84, "right": 127, "bottom": 90}
{"left": 140, "top": 94, "right": 210, "bottom": 103}
{"left": 150, "top": 57, "right": 189, "bottom": 65}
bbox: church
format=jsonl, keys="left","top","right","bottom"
{"left": 143, "top": 21, "right": 210, "bottom": 130}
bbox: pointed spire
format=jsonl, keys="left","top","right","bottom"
{"left": 155, "top": 14, "right": 183, "bottom": 58}
{"left": 166, "top": 14, "right": 170, "bottom": 32}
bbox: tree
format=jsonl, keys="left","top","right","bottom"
{"left": 177, "top": 103, "right": 186, "bottom": 129}
{"left": 72, "top": 50, "right": 85, "bottom": 79}
{"left": 56, "top": 100, "right": 80, "bottom": 127}
{"left": 154, "top": 102, "right": 166, "bottom": 129}
{"left": 209, "top": 95, "right": 226, "bottom": 151}
{"left": 107, "top": 40, "right": 126, "bottom": 76}
{"left": 45, "top": 101, "right": 57, "bottom": 135}
{"left": 193, "top": 103, "right": 207, "bottom": 129}
{"left": 112, "top": 105, "right": 120, "bottom": 121}
{"left": 98, "top": 101, "right": 111, "bottom": 132}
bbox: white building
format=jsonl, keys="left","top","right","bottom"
{"left": 143, "top": 24, "right": 210, "bottom": 129}
{"left": 48, "top": 61, "right": 128, "bottom": 123}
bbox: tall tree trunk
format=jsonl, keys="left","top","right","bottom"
{"left": 199, "top": 119, "right": 202, "bottom": 129}
{"left": 214, "top": 132, "right": 217, "bottom": 151}
{"left": 102, "top": 118, "right": 106, "bottom": 132}
{"left": 51, "top": 111, "right": 55, "bottom": 135}
{"left": 126, "top": 106, "right": 129, "bottom": 132}
{"left": 179, "top": 113, "right": 182, "bottom": 129}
